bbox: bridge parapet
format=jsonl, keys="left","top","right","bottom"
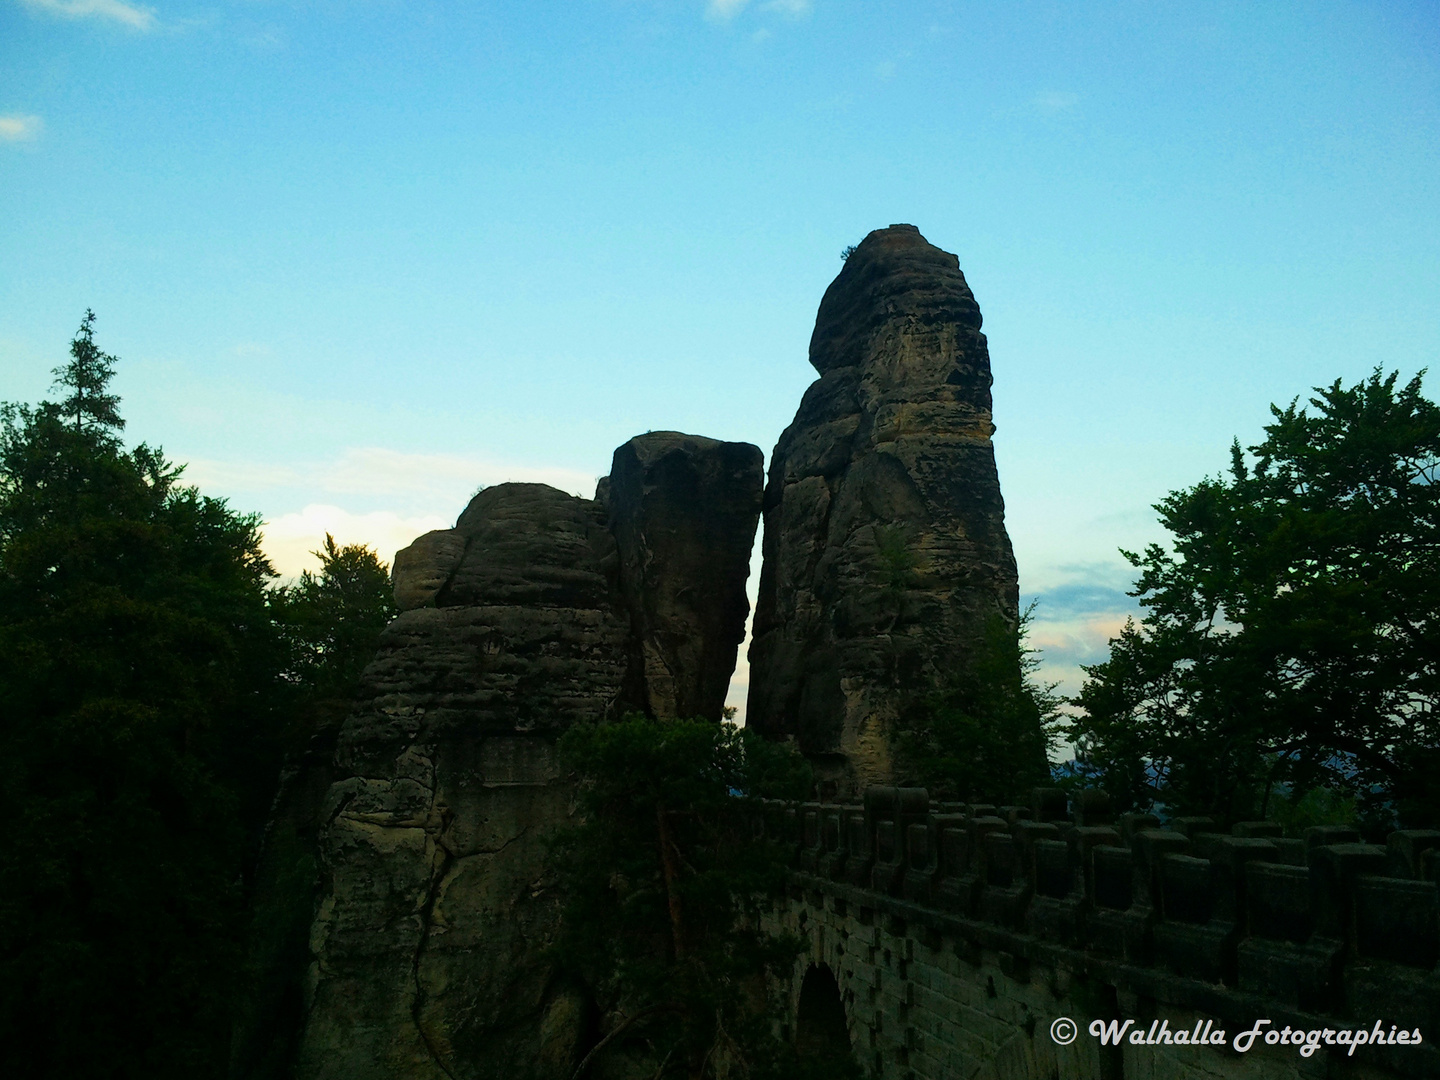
{"left": 761, "top": 787, "right": 1440, "bottom": 1078}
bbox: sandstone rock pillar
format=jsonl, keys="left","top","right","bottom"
{"left": 745, "top": 224, "right": 1020, "bottom": 795}
{"left": 292, "top": 427, "right": 764, "bottom": 1079}
{"left": 294, "top": 484, "right": 631, "bottom": 1080}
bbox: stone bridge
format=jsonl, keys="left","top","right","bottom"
{"left": 759, "top": 787, "right": 1439, "bottom": 1080}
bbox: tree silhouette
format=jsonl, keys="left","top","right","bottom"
{"left": 1069, "top": 370, "right": 1440, "bottom": 826}
{"left": 52, "top": 310, "right": 124, "bottom": 438}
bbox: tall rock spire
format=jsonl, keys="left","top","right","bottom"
{"left": 746, "top": 224, "right": 1020, "bottom": 795}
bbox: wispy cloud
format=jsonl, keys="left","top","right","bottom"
{"left": 873, "top": 46, "right": 911, "bottom": 81}
{"left": 706, "top": 0, "right": 810, "bottom": 22}
{"left": 184, "top": 446, "right": 598, "bottom": 515}
{"left": 19, "top": 0, "right": 156, "bottom": 31}
{"left": 1021, "top": 560, "right": 1142, "bottom": 703}
{"left": 706, "top": 0, "right": 750, "bottom": 19}
{"left": 1033, "top": 90, "right": 1079, "bottom": 114}
{"left": 0, "top": 114, "right": 43, "bottom": 142}
{"left": 321, "top": 447, "right": 596, "bottom": 503}
{"left": 1030, "top": 580, "right": 1137, "bottom": 620}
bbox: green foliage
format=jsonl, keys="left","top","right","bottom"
{"left": 0, "top": 313, "right": 403, "bottom": 1078}
{"left": 270, "top": 532, "right": 396, "bottom": 707}
{"left": 874, "top": 523, "right": 921, "bottom": 596}
{"left": 1269, "top": 783, "right": 1360, "bottom": 836}
{"left": 0, "top": 315, "right": 290, "bottom": 1077}
{"left": 552, "top": 715, "right": 855, "bottom": 1079}
{"left": 891, "top": 607, "right": 1059, "bottom": 804}
{"left": 228, "top": 536, "right": 395, "bottom": 1080}
{"left": 1067, "top": 370, "right": 1440, "bottom": 825}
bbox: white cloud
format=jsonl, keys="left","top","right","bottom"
{"left": 183, "top": 447, "right": 600, "bottom": 576}
{"left": 183, "top": 446, "right": 598, "bottom": 516}
{"left": 20, "top": 0, "right": 156, "bottom": 31}
{"left": 0, "top": 114, "right": 43, "bottom": 142}
{"left": 707, "top": 0, "right": 810, "bottom": 21}
{"left": 260, "top": 504, "right": 450, "bottom": 578}
{"left": 320, "top": 447, "right": 595, "bottom": 503}
{"left": 180, "top": 457, "right": 303, "bottom": 494}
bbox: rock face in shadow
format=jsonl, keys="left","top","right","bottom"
{"left": 294, "top": 484, "right": 629, "bottom": 1080}
{"left": 291, "top": 440, "right": 763, "bottom": 1080}
{"left": 602, "top": 432, "right": 764, "bottom": 722}
{"left": 745, "top": 224, "right": 1020, "bottom": 795}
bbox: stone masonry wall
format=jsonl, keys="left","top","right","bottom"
{"left": 761, "top": 788, "right": 1439, "bottom": 1080}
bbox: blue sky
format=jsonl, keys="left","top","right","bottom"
{"left": 3, "top": 0, "right": 1438, "bottom": 715}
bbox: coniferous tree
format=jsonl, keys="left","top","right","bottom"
{"left": 0, "top": 314, "right": 287, "bottom": 1079}
{"left": 890, "top": 609, "right": 1060, "bottom": 804}
{"left": 53, "top": 308, "right": 124, "bottom": 437}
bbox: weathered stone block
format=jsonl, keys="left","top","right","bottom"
{"left": 604, "top": 431, "right": 763, "bottom": 721}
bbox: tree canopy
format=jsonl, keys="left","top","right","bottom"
{"left": 0, "top": 314, "right": 397, "bottom": 1078}
{"left": 0, "top": 316, "right": 287, "bottom": 1077}
{"left": 270, "top": 532, "right": 397, "bottom": 707}
{"left": 1067, "top": 370, "right": 1440, "bottom": 826}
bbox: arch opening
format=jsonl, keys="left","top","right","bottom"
{"left": 794, "top": 963, "right": 852, "bottom": 1066}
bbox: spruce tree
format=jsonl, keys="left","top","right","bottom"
{"left": 0, "top": 313, "right": 288, "bottom": 1079}
{"left": 53, "top": 309, "right": 124, "bottom": 437}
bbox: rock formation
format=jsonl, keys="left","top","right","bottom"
{"left": 746, "top": 224, "right": 1020, "bottom": 794}
{"left": 271, "top": 225, "right": 1025, "bottom": 1078}
{"left": 295, "top": 484, "right": 630, "bottom": 1080}
{"left": 291, "top": 437, "right": 762, "bottom": 1080}
{"left": 602, "top": 431, "right": 764, "bottom": 722}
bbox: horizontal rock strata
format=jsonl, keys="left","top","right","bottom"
{"left": 746, "top": 224, "right": 1021, "bottom": 794}
{"left": 296, "top": 484, "right": 629, "bottom": 1080}
{"left": 294, "top": 434, "right": 763, "bottom": 1079}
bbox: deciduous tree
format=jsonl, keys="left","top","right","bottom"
{"left": 1068, "top": 370, "right": 1440, "bottom": 826}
